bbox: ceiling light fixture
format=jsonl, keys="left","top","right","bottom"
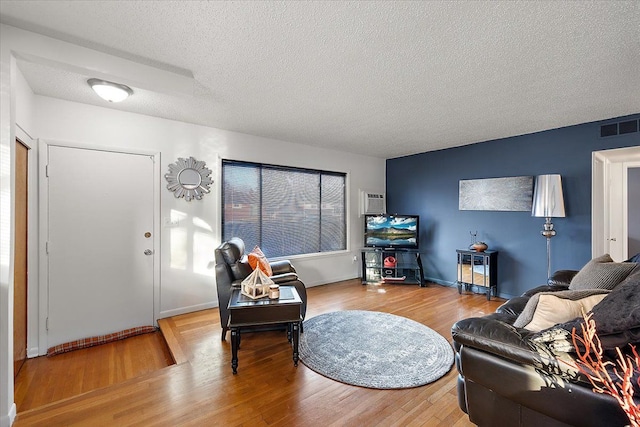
{"left": 88, "top": 78, "right": 133, "bottom": 102}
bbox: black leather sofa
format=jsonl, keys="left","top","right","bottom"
{"left": 451, "top": 268, "right": 638, "bottom": 427}
{"left": 214, "top": 237, "right": 308, "bottom": 340}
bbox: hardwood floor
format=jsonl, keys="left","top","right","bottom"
{"left": 14, "top": 331, "right": 174, "bottom": 412}
{"left": 14, "top": 280, "right": 503, "bottom": 426}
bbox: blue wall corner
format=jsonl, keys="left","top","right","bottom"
{"left": 386, "top": 114, "right": 640, "bottom": 298}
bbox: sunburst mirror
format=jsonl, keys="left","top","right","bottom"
{"left": 165, "top": 157, "right": 213, "bottom": 201}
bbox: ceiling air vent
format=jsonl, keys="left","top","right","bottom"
{"left": 600, "top": 119, "right": 639, "bottom": 138}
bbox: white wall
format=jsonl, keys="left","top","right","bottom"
{"left": 14, "top": 68, "right": 38, "bottom": 361}
{"left": 1, "top": 41, "right": 44, "bottom": 427}
{"left": 0, "top": 24, "right": 385, "bottom": 427}
{"left": 0, "top": 28, "right": 21, "bottom": 427}
{"left": 15, "top": 70, "right": 36, "bottom": 138}
{"left": 36, "top": 96, "right": 384, "bottom": 321}
{"left": 0, "top": 32, "right": 35, "bottom": 427}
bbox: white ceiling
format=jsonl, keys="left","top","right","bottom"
{"left": 1, "top": 1, "right": 639, "bottom": 159}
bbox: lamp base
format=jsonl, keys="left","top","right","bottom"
{"left": 541, "top": 217, "right": 556, "bottom": 239}
{"left": 541, "top": 217, "right": 556, "bottom": 280}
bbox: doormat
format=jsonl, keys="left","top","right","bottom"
{"left": 47, "top": 325, "right": 157, "bottom": 356}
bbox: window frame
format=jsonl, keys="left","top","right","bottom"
{"left": 221, "top": 159, "right": 348, "bottom": 259}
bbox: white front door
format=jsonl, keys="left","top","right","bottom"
{"left": 46, "top": 145, "right": 155, "bottom": 348}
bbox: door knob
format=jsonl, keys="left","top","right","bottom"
{"left": 608, "top": 238, "right": 617, "bottom": 242}
{"left": 144, "top": 249, "right": 153, "bottom": 255}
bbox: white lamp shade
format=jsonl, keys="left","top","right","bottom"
{"left": 88, "top": 79, "right": 133, "bottom": 102}
{"left": 532, "top": 174, "right": 566, "bottom": 218}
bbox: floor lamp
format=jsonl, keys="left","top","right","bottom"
{"left": 532, "top": 174, "right": 566, "bottom": 279}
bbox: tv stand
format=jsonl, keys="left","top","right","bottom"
{"left": 361, "top": 248, "right": 425, "bottom": 287}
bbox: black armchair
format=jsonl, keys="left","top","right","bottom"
{"left": 214, "top": 237, "right": 308, "bottom": 340}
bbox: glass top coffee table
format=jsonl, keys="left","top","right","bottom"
{"left": 227, "top": 285, "right": 302, "bottom": 374}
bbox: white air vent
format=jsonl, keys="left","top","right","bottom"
{"left": 361, "top": 191, "right": 386, "bottom": 215}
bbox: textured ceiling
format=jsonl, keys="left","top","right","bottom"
{"left": 1, "top": 1, "right": 639, "bottom": 158}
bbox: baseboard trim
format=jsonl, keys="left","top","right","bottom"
{"left": 305, "top": 275, "right": 359, "bottom": 287}
{"left": 425, "top": 277, "right": 456, "bottom": 287}
{"left": 1, "top": 403, "right": 16, "bottom": 427}
{"left": 27, "top": 346, "right": 39, "bottom": 358}
{"left": 158, "top": 301, "right": 217, "bottom": 319}
{"left": 425, "top": 277, "right": 515, "bottom": 300}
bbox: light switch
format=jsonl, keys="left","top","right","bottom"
{"left": 164, "top": 217, "right": 180, "bottom": 227}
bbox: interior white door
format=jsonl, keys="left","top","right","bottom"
{"left": 593, "top": 146, "right": 640, "bottom": 261}
{"left": 608, "top": 161, "right": 625, "bottom": 261}
{"left": 46, "top": 145, "right": 155, "bottom": 347}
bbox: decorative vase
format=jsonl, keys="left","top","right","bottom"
{"left": 471, "top": 242, "right": 488, "bottom": 252}
{"left": 383, "top": 256, "right": 397, "bottom": 268}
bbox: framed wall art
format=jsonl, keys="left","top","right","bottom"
{"left": 459, "top": 176, "right": 533, "bottom": 211}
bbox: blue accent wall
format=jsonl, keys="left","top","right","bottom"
{"left": 386, "top": 114, "right": 640, "bottom": 298}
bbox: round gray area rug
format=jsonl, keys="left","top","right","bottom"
{"left": 299, "top": 310, "right": 454, "bottom": 389}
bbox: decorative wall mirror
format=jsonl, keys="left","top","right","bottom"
{"left": 165, "top": 157, "right": 213, "bottom": 201}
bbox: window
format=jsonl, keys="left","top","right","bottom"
{"left": 222, "top": 160, "right": 346, "bottom": 257}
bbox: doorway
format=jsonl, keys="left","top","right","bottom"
{"left": 592, "top": 146, "right": 640, "bottom": 260}
{"left": 14, "top": 140, "right": 28, "bottom": 379}
{"left": 42, "top": 144, "right": 159, "bottom": 349}
{"left": 629, "top": 168, "right": 640, "bottom": 256}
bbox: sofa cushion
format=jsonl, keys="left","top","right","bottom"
{"left": 568, "top": 254, "right": 637, "bottom": 291}
{"left": 587, "top": 268, "right": 640, "bottom": 349}
{"left": 626, "top": 252, "right": 640, "bottom": 263}
{"left": 247, "top": 246, "right": 273, "bottom": 276}
{"left": 217, "top": 239, "right": 252, "bottom": 281}
{"left": 451, "top": 317, "right": 541, "bottom": 366}
{"left": 496, "top": 296, "right": 530, "bottom": 319}
{"left": 230, "top": 257, "right": 253, "bottom": 281}
{"left": 521, "top": 283, "right": 570, "bottom": 298}
{"left": 513, "top": 290, "right": 610, "bottom": 332}
{"left": 534, "top": 269, "right": 640, "bottom": 351}
{"left": 217, "top": 239, "right": 242, "bottom": 264}
{"left": 546, "top": 270, "right": 578, "bottom": 287}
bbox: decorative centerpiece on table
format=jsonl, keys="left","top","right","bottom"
{"left": 468, "top": 231, "right": 488, "bottom": 252}
{"left": 240, "top": 268, "right": 274, "bottom": 299}
{"left": 471, "top": 241, "right": 488, "bottom": 252}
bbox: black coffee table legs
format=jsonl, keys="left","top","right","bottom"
{"left": 292, "top": 321, "right": 300, "bottom": 366}
{"left": 230, "top": 328, "right": 240, "bottom": 374}
{"left": 230, "top": 322, "right": 300, "bottom": 374}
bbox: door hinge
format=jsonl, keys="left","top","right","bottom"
{"left": 46, "top": 241, "right": 49, "bottom": 254}
{"left": 46, "top": 317, "right": 49, "bottom": 331}
{"left": 46, "top": 164, "right": 49, "bottom": 177}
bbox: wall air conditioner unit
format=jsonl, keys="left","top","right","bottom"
{"left": 361, "top": 191, "right": 386, "bottom": 215}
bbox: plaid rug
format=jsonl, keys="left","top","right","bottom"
{"left": 47, "top": 326, "right": 157, "bottom": 357}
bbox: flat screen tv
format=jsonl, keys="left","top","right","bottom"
{"left": 364, "top": 214, "right": 419, "bottom": 249}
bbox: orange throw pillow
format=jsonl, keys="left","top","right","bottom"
{"left": 247, "top": 246, "right": 273, "bottom": 276}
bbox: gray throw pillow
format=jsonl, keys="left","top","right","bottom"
{"left": 588, "top": 269, "right": 640, "bottom": 349}
{"left": 568, "top": 254, "right": 638, "bottom": 291}
{"left": 513, "top": 289, "right": 610, "bottom": 330}
{"left": 535, "top": 269, "right": 640, "bottom": 351}
{"left": 626, "top": 253, "right": 640, "bottom": 263}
